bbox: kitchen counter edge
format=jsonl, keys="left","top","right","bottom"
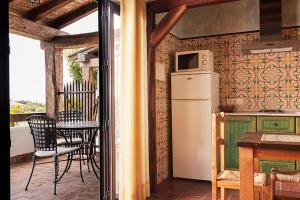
{"left": 224, "top": 112, "right": 300, "bottom": 117}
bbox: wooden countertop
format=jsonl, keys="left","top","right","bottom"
{"left": 225, "top": 111, "right": 300, "bottom": 117}
{"left": 236, "top": 133, "right": 300, "bottom": 151}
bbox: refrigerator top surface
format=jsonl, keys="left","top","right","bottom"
{"left": 171, "top": 71, "right": 220, "bottom": 76}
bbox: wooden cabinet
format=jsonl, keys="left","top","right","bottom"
{"left": 296, "top": 119, "right": 300, "bottom": 174}
{"left": 296, "top": 118, "right": 300, "bottom": 134}
{"left": 225, "top": 116, "right": 256, "bottom": 169}
{"left": 256, "top": 116, "right": 295, "bottom": 172}
{"left": 259, "top": 160, "right": 296, "bottom": 173}
{"left": 225, "top": 115, "right": 298, "bottom": 172}
{"left": 297, "top": 161, "right": 300, "bottom": 170}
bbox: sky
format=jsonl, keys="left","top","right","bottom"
{"left": 9, "top": 11, "right": 99, "bottom": 104}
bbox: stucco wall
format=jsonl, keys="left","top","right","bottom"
{"left": 10, "top": 126, "right": 34, "bottom": 157}
{"left": 156, "top": 0, "right": 300, "bottom": 39}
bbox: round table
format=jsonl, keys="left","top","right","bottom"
{"left": 56, "top": 121, "right": 100, "bottom": 179}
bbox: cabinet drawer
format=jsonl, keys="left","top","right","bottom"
{"left": 257, "top": 117, "right": 294, "bottom": 133}
{"left": 296, "top": 118, "right": 300, "bottom": 134}
{"left": 297, "top": 161, "right": 300, "bottom": 170}
{"left": 259, "top": 160, "right": 296, "bottom": 173}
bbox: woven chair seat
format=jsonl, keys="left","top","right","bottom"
{"left": 217, "top": 170, "right": 268, "bottom": 186}
{"left": 273, "top": 169, "right": 300, "bottom": 183}
{"left": 35, "top": 146, "right": 80, "bottom": 157}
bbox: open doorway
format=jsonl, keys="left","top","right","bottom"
{"left": 7, "top": 0, "right": 106, "bottom": 199}
{"left": 2, "top": 0, "right": 122, "bottom": 199}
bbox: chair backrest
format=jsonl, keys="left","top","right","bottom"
{"left": 27, "top": 115, "right": 57, "bottom": 152}
{"left": 55, "top": 110, "right": 83, "bottom": 122}
{"left": 55, "top": 111, "right": 84, "bottom": 140}
{"left": 92, "top": 97, "right": 99, "bottom": 121}
{"left": 212, "top": 112, "right": 225, "bottom": 181}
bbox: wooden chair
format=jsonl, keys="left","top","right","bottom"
{"left": 271, "top": 168, "right": 300, "bottom": 200}
{"left": 212, "top": 112, "right": 272, "bottom": 200}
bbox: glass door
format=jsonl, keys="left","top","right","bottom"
{"left": 100, "top": 1, "right": 120, "bottom": 199}
{"left": 110, "top": 3, "right": 120, "bottom": 199}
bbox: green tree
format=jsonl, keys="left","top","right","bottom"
{"left": 10, "top": 104, "right": 25, "bottom": 114}
{"left": 10, "top": 101, "right": 46, "bottom": 127}
{"left": 10, "top": 104, "right": 24, "bottom": 127}
{"left": 64, "top": 49, "right": 83, "bottom": 81}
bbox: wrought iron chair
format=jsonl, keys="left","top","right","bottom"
{"left": 55, "top": 110, "right": 84, "bottom": 145}
{"left": 25, "top": 115, "right": 81, "bottom": 195}
{"left": 90, "top": 97, "right": 100, "bottom": 170}
{"left": 55, "top": 111, "right": 91, "bottom": 175}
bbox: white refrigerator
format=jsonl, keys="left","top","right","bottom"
{"left": 171, "top": 71, "right": 219, "bottom": 181}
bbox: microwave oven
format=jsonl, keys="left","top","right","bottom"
{"left": 175, "top": 50, "right": 214, "bottom": 72}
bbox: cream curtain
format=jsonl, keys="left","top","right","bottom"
{"left": 119, "top": 0, "right": 150, "bottom": 199}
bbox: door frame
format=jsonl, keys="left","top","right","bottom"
{"left": 146, "top": 6, "right": 158, "bottom": 193}
{"left": 99, "top": 0, "right": 110, "bottom": 199}
{"left": 99, "top": 1, "right": 120, "bottom": 199}
{"left": 0, "top": 0, "right": 11, "bottom": 199}
{"left": 108, "top": 3, "right": 120, "bottom": 199}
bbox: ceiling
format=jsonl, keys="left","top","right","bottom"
{"left": 9, "top": 0, "right": 98, "bottom": 29}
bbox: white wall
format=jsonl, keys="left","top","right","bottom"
{"left": 10, "top": 126, "right": 34, "bottom": 157}
{"left": 10, "top": 126, "right": 100, "bottom": 155}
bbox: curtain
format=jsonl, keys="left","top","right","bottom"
{"left": 119, "top": 0, "right": 150, "bottom": 199}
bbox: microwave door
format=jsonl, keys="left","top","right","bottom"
{"left": 178, "top": 53, "right": 199, "bottom": 71}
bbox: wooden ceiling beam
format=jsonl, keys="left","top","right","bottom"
{"left": 150, "top": 5, "right": 187, "bottom": 47}
{"left": 25, "top": 0, "right": 75, "bottom": 21}
{"left": 149, "top": 0, "right": 239, "bottom": 13}
{"left": 41, "top": 32, "right": 99, "bottom": 49}
{"left": 47, "top": 2, "right": 98, "bottom": 29}
{"left": 9, "top": 13, "right": 68, "bottom": 40}
{"left": 9, "top": 7, "right": 23, "bottom": 16}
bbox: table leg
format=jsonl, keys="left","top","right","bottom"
{"left": 239, "top": 147, "right": 254, "bottom": 200}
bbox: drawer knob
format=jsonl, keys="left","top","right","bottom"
{"left": 274, "top": 122, "right": 278, "bottom": 126}
{"left": 187, "top": 77, "right": 192, "bottom": 80}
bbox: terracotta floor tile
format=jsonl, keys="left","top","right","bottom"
{"left": 11, "top": 157, "right": 100, "bottom": 199}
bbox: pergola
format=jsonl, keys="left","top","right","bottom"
{"left": 9, "top": 0, "right": 99, "bottom": 118}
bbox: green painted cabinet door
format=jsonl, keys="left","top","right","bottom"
{"left": 225, "top": 116, "right": 256, "bottom": 169}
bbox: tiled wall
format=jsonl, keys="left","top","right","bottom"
{"left": 180, "top": 28, "right": 300, "bottom": 111}
{"left": 155, "top": 27, "right": 300, "bottom": 184}
{"left": 155, "top": 34, "right": 180, "bottom": 184}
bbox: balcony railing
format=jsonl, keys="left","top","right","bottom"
{"left": 10, "top": 113, "right": 45, "bottom": 123}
